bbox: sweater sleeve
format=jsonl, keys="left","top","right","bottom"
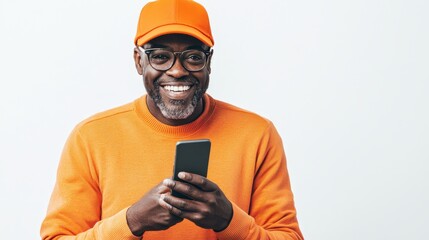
{"left": 215, "top": 122, "right": 304, "bottom": 240}
{"left": 40, "top": 128, "right": 140, "bottom": 240}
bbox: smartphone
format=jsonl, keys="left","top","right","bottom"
{"left": 172, "top": 139, "right": 211, "bottom": 199}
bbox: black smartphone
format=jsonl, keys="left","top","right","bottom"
{"left": 172, "top": 139, "right": 211, "bottom": 199}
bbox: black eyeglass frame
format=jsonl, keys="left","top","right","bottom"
{"left": 138, "top": 47, "right": 212, "bottom": 72}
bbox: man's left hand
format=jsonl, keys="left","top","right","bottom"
{"left": 159, "top": 172, "right": 233, "bottom": 232}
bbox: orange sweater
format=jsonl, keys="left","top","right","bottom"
{"left": 41, "top": 94, "right": 303, "bottom": 240}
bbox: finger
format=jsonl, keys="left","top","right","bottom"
{"left": 159, "top": 194, "right": 185, "bottom": 217}
{"left": 160, "top": 200, "right": 202, "bottom": 221}
{"left": 162, "top": 194, "right": 201, "bottom": 212}
{"left": 163, "top": 179, "right": 205, "bottom": 201}
{"left": 156, "top": 184, "right": 172, "bottom": 194}
{"left": 178, "top": 172, "right": 217, "bottom": 191}
{"left": 158, "top": 194, "right": 173, "bottom": 211}
{"left": 162, "top": 179, "right": 176, "bottom": 190}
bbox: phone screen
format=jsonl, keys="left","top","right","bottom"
{"left": 172, "top": 139, "right": 211, "bottom": 199}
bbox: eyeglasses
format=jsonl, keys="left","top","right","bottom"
{"left": 139, "top": 47, "right": 212, "bottom": 72}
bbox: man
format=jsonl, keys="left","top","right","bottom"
{"left": 41, "top": 0, "right": 304, "bottom": 239}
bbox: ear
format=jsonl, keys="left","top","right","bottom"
{"left": 134, "top": 47, "right": 143, "bottom": 75}
{"left": 206, "top": 49, "right": 213, "bottom": 74}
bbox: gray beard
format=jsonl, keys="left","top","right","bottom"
{"left": 149, "top": 80, "right": 204, "bottom": 120}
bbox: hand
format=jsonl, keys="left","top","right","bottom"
{"left": 126, "top": 183, "right": 183, "bottom": 236}
{"left": 159, "top": 172, "right": 233, "bottom": 231}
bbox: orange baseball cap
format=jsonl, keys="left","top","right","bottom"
{"left": 134, "top": 0, "right": 214, "bottom": 47}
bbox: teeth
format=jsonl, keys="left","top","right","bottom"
{"left": 164, "top": 85, "right": 191, "bottom": 92}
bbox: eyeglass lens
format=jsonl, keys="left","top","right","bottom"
{"left": 148, "top": 49, "right": 207, "bottom": 72}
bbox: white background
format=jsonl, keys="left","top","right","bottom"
{"left": 1, "top": 0, "right": 428, "bottom": 239}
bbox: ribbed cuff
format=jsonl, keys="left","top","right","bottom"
{"left": 215, "top": 203, "right": 253, "bottom": 240}
{"left": 99, "top": 207, "right": 142, "bottom": 240}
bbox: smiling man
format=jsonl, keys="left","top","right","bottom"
{"left": 41, "top": 0, "right": 303, "bottom": 239}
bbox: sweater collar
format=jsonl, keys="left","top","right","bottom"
{"left": 134, "top": 94, "right": 215, "bottom": 138}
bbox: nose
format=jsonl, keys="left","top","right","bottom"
{"left": 165, "top": 55, "right": 189, "bottom": 78}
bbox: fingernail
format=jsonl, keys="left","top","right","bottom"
{"left": 163, "top": 178, "right": 174, "bottom": 187}
{"left": 178, "top": 172, "right": 187, "bottom": 180}
{"left": 160, "top": 193, "right": 165, "bottom": 200}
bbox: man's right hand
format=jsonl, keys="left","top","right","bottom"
{"left": 126, "top": 182, "right": 184, "bottom": 236}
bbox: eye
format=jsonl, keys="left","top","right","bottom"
{"left": 188, "top": 55, "right": 203, "bottom": 61}
{"left": 183, "top": 51, "right": 205, "bottom": 65}
{"left": 150, "top": 53, "right": 170, "bottom": 61}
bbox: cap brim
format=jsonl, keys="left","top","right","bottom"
{"left": 135, "top": 24, "right": 214, "bottom": 47}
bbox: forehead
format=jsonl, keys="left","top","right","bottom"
{"left": 144, "top": 34, "right": 209, "bottom": 50}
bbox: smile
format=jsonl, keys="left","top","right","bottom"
{"left": 163, "top": 85, "right": 191, "bottom": 92}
